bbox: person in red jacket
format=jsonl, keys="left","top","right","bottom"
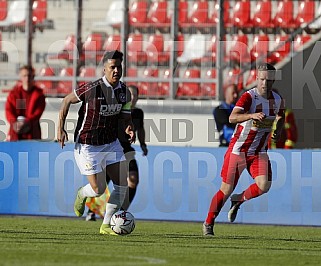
{"left": 5, "top": 65, "right": 46, "bottom": 141}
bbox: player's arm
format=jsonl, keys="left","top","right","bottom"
{"left": 57, "top": 92, "right": 80, "bottom": 148}
{"left": 119, "top": 112, "right": 136, "bottom": 143}
{"left": 137, "top": 124, "right": 148, "bottom": 156}
{"left": 271, "top": 112, "right": 285, "bottom": 141}
{"left": 229, "top": 107, "right": 266, "bottom": 124}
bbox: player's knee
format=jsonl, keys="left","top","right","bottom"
{"left": 220, "top": 182, "right": 233, "bottom": 196}
{"left": 257, "top": 181, "right": 271, "bottom": 194}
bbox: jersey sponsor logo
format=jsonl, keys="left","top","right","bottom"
{"left": 252, "top": 118, "right": 274, "bottom": 129}
{"left": 99, "top": 104, "right": 122, "bottom": 116}
{"left": 85, "top": 162, "right": 96, "bottom": 171}
{"left": 119, "top": 92, "right": 126, "bottom": 102}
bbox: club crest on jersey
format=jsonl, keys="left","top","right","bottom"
{"left": 100, "top": 104, "right": 122, "bottom": 116}
{"left": 119, "top": 93, "right": 126, "bottom": 102}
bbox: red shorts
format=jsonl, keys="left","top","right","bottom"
{"left": 221, "top": 151, "right": 272, "bottom": 187}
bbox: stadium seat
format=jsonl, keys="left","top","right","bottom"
{"left": 78, "top": 66, "right": 96, "bottom": 86}
{"left": 294, "top": 0, "right": 315, "bottom": 27}
{"left": 250, "top": 34, "right": 270, "bottom": 63}
{"left": 177, "top": 68, "right": 201, "bottom": 97}
{"left": 56, "top": 67, "right": 74, "bottom": 97}
{"left": 127, "top": 33, "right": 147, "bottom": 64}
{"left": 225, "top": 67, "right": 244, "bottom": 92}
{"left": 177, "top": 0, "right": 189, "bottom": 26}
{"left": 82, "top": 32, "right": 106, "bottom": 63}
{"left": 129, "top": 0, "right": 148, "bottom": 27}
{"left": 125, "top": 67, "right": 138, "bottom": 87}
{"left": 0, "top": 0, "right": 27, "bottom": 31}
{"left": 230, "top": 0, "right": 252, "bottom": 31}
{"left": 252, "top": 0, "right": 273, "bottom": 30}
{"left": 36, "top": 66, "right": 56, "bottom": 96}
{"left": 307, "top": 2, "right": 321, "bottom": 33}
{"left": 140, "top": 68, "right": 159, "bottom": 96}
{"left": 226, "top": 34, "right": 251, "bottom": 65}
{"left": 200, "top": 69, "right": 216, "bottom": 97}
{"left": 162, "top": 33, "right": 184, "bottom": 62}
{"left": 188, "top": 0, "right": 208, "bottom": 27}
{"left": 272, "top": 0, "right": 295, "bottom": 30}
{"left": 103, "top": 34, "right": 121, "bottom": 51}
{"left": 0, "top": 0, "right": 7, "bottom": 21}
{"left": 145, "top": 34, "right": 167, "bottom": 65}
{"left": 93, "top": 0, "right": 124, "bottom": 28}
{"left": 293, "top": 34, "right": 311, "bottom": 51}
{"left": 208, "top": 0, "right": 230, "bottom": 27}
{"left": 147, "top": 0, "right": 169, "bottom": 29}
{"left": 33, "top": 0, "right": 54, "bottom": 31}
{"left": 245, "top": 68, "right": 257, "bottom": 87}
{"left": 158, "top": 69, "right": 170, "bottom": 97}
{"left": 177, "top": 34, "right": 206, "bottom": 63}
{"left": 268, "top": 35, "right": 291, "bottom": 64}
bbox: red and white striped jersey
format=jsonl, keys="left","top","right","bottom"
{"left": 229, "top": 88, "right": 285, "bottom": 155}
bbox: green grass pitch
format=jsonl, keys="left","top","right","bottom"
{"left": 0, "top": 216, "right": 320, "bottom": 265}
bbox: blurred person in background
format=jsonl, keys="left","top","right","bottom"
{"left": 5, "top": 65, "right": 46, "bottom": 141}
{"left": 268, "top": 89, "right": 297, "bottom": 149}
{"left": 213, "top": 84, "right": 239, "bottom": 147}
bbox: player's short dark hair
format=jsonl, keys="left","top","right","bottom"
{"left": 102, "top": 50, "right": 123, "bottom": 64}
{"left": 257, "top": 63, "right": 276, "bottom": 72}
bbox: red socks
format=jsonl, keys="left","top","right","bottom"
{"left": 205, "top": 190, "right": 228, "bottom": 225}
{"left": 240, "top": 183, "right": 264, "bottom": 202}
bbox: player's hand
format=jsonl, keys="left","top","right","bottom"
{"left": 125, "top": 125, "right": 136, "bottom": 144}
{"left": 57, "top": 129, "right": 68, "bottom": 149}
{"left": 252, "top": 112, "right": 266, "bottom": 121}
{"left": 141, "top": 144, "right": 148, "bottom": 156}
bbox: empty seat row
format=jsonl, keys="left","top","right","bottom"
{"left": 0, "top": 0, "right": 54, "bottom": 32}
{"left": 97, "top": 0, "right": 321, "bottom": 34}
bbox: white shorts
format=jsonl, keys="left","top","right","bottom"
{"left": 74, "top": 139, "right": 126, "bottom": 175}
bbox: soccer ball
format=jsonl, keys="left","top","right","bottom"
{"left": 110, "top": 210, "right": 135, "bottom": 235}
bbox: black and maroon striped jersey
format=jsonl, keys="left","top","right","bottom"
{"left": 74, "top": 77, "right": 131, "bottom": 145}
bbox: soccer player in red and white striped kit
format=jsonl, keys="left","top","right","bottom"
{"left": 203, "top": 63, "right": 285, "bottom": 236}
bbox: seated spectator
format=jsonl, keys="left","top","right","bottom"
{"left": 213, "top": 84, "right": 239, "bottom": 147}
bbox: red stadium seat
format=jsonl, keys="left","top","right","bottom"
{"left": 252, "top": 0, "right": 273, "bottom": 29}
{"left": 147, "top": 0, "right": 169, "bottom": 28}
{"left": 56, "top": 67, "right": 74, "bottom": 97}
{"left": 272, "top": 0, "right": 295, "bottom": 30}
{"left": 230, "top": 0, "right": 252, "bottom": 30}
{"left": 140, "top": 68, "right": 159, "bottom": 96}
{"left": 103, "top": 34, "right": 121, "bottom": 51}
{"left": 33, "top": 0, "right": 47, "bottom": 24}
{"left": 250, "top": 34, "right": 270, "bottom": 63}
{"left": 126, "top": 67, "right": 138, "bottom": 87}
{"left": 158, "top": 69, "right": 170, "bottom": 97}
{"left": 225, "top": 67, "right": 243, "bottom": 92}
{"left": 177, "top": 68, "right": 201, "bottom": 97}
{"left": 177, "top": 0, "right": 189, "bottom": 26}
{"left": 78, "top": 66, "right": 96, "bottom": 86}
{"left": 82, "top": 32, "right": 105, "bottom": 63}
{"left": 209, "top": 0, "right": 230, "bottom": 27}
{"left": 146, "top": 34, "right": 168, "bottom": 65}
{"left": 127, "top": 33, "right": 147, "bottom": 64}
{"left": 49, "top": 34, "right": 78, "bottom": 62}
{"left": 200, "top": 69, "right": 216, "bottom": 97}
{"left": 0, "top": 0, "right": 7, "bottom": 21}
{"left": 189, "top": 0, "right": 208, "bottom": 24}
{"left": 36, "top": 66, "right": 56, "bottom": 96}
{"left": 294, "top": 0, "right": 315, "bottom": 27}
{"left": 245, "top": 68, "right": 257, "bottom": 87}
{"left": 226, "top": 34, "right": 251, "bottom": 65}
{"left": 129, "top": 0, "right": 148, "bottom": 26}
{"left": 293, "top": 34, "right": 311, "bottom": 51}
{"left": 268, "top": 35, "right": 291, "bottom": 64}
{"left": 163, "top": 33, "right": 184, "bottom": 61}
